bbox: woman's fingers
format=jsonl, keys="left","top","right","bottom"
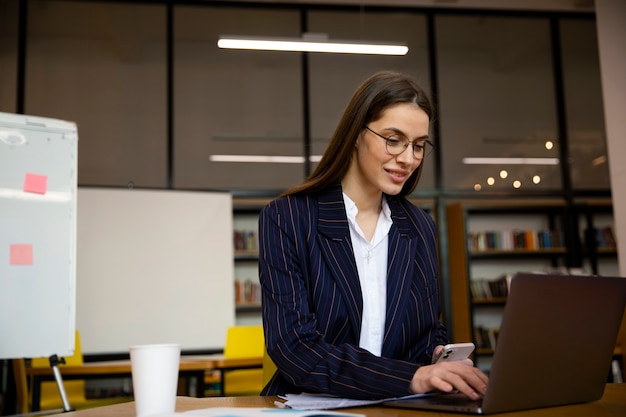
{"left": 412, "top": 361, "right": 489, "bottom": 400}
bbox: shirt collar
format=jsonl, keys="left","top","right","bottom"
{"left": 342, "top": 193, "right": 392, "bottom": 224}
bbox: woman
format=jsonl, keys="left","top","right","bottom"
{"left": 259, "top": 71, "right": 488, "bottom": 400}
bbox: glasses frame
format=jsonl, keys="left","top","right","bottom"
{"left": 363, "top": 126, "right": 434, "bottom": 159}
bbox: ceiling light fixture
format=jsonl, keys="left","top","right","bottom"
{"left": 217, "top": 34, "right": 409, "bottom": 56}
{"left": 462, "top": 157, "right": 559, "bottom": 165}
{"left": 209, "top": 155, "right": 323, "bottom": 163}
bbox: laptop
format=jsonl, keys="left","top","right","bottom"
{"left": 384, "top": 272, "right": 626, "bottom": 414}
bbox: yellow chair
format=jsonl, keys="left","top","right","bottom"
{"left": 222, "top": 325, "right": 265, "bottom": 396}
{"left": 262, "top": 345, "right": 277, "bottom": 387}
{"left": 29, "top": 331, "right": 131, "bottom": 411}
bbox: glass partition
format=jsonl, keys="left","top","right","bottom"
{"left": 436, "top": 15, "right": 561, "bottom": 193}
{"left": 25, "top": 0, "right": 167, "bottom": 188}
{"left": 559, "top": 18, "right": 609, "bottom": 191}
{"left": 173, "top": 6, "right": 303, "bottom": 192}
{"left": 0, "top": 0, "right": 19, "bottom": 113}
{"left": 7, "top": 2, "right": 604, "bottom": 198}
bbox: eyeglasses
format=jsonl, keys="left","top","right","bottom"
{"left": 364, "top": 126, "right": 434, "bottom": 159}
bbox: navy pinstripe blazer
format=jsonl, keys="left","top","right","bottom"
{"left": 259, "top": 184, "right": 448, "bottom": 400}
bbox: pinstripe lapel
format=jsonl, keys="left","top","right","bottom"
{"left": 316, "top": 185, "right": 363, "bottom": 339}
{"left": 382, "top": 197, "right": 418, "bottom": 357}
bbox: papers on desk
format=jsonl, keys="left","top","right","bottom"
{"left": 151, "top": 407, "right": 365, "bottom": 417}
{"left": 276, "top": 392, "right": 429, "bottom": 410}
{"left": 149, "top": 394, "right": 430, "bottom": 417}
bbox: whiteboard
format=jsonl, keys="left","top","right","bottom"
{"left": 0, "top": 112, "right": 77, "bottom": 359}
{"left": 76, "top": 188, "right": 235, "bottom": 354}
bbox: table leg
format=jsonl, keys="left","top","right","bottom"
{"left": 220, "top": 371, "right": 226, "bottom": 397}
{"left": 31, "top": 376, "right": 41, "bottom": 412}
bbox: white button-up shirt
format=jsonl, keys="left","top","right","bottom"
{"left": 343, "top": 193, "right": 392, "bottom": 357}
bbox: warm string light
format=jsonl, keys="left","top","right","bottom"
{"left": 471, "top": 138, "right": 557, "bottom": 191}
{"left": 474, "top": 174, "right": 542, "bottom": 191}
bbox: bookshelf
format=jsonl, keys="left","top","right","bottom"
{"left": 232, "top": 198, "right": 268, "bottom": 325}
{"left": 446, "top": 200, "right": 571, "bottom": 370}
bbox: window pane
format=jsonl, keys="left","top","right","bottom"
{"left": 174, "top": 6, "right": 303, "bottom": 192}
{"left": 560, "top": 18, "right": 609, "bottom": 191}
{"left": 437, "top": 15, "right": 561, "bottom": 192}
{"left": 307, "top": 10, "right": 434, "bottom": 191}
{"left": 25, "top": 0, "right": 167, "bottom": 188}
{"left": 0, "top": 0, "right": 19, "bottom": 113}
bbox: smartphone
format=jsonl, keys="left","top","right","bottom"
{"left": 434, "top": 342, "right": 475, "bottom": 363}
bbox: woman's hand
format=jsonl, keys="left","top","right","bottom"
{"left": 410, "top": 359, "right": 489, "bottom": 400}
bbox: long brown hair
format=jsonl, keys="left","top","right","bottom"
{"left": 283, "top": 71, "right": 433, "bottom": 197}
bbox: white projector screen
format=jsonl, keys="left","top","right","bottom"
{"left": 76, "top": 188, "right": 234, "bottom": 354}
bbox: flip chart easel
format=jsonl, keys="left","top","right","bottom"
{"left": 0, "top": 112, "right": 78, "bottom": 412}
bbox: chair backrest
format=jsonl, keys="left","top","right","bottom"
{"left": 223, "top": 326, "right": 278, "bottom": 387}
{"left": 262, "top": 345, "right": 277, "bottom": 387}
{"left": 223, "top": 326, "right": 264, "bottom": 358}
{"left": 222, "top": 325, "right": 265, "bottom": 396}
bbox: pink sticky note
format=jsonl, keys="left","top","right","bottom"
{"left": 24, "top": 172, "right": 48, "bottom": 194}
{"left": 10, "top": 244, "right": 34, "bottom": 265}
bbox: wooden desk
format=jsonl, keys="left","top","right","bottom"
{"left": 48, "top": 384, "right": 626, "bottom": 417}
{"left": 26, "top": 355, "right": 263, "bottom": 411}
{"left": 183, "top": 355, "right": 264, "bottom": 371}
{"left": 185, "top": 355, "right": 265, "bottom": 396}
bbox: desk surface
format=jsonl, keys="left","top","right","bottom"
{"left": 50, "top": 384, "right": 626, "bottom": 417}
{"left": 184, "top": 355, "right": 265, "bottom": 370}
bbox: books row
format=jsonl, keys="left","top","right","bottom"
{"left": 474, "top": 326, "right": 500, "bottom": 351}
{"left": 235, "top": 278, "right": 261, "bottom": 304}
{"left": 470, "top": 275, "right": 512, "bottom": 300}
{"left": 234, "top": 229, "right": 258, "bottom": 251}
{"left": 587, "top": 226, "right": 617, "bottom": 249}
{"left": 468, "top": 229, "right": 565, "bottom": 251}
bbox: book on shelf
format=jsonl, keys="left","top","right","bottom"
{"left": 235, "top": 278, "right": 261, "bottom": 304}
{"left": 233, "top": 229, "right": 258, "bottom": 251}
{"left": 468, "top": 229, "right": 564, "bottom": 252}
{"left": 588, "top": 226, "right": 617, "bottom": 249}
{"left": 474, "top": 326, "right": 499, "bottom": 351}
{"left": 471, "top": 274, "right": 512, "bottom": 300}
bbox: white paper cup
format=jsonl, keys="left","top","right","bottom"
{"left": 130, "top": 343, "right": 181, "bottom": 417}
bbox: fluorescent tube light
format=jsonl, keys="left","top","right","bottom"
{"left": 210, "top": 155, "right": 323, "bottom": 163}
{"left": 217, "top": 34, "right": 408, "bottom": 56}
{"left": 462, "top": 157, "right": 559, "bottom": 165}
